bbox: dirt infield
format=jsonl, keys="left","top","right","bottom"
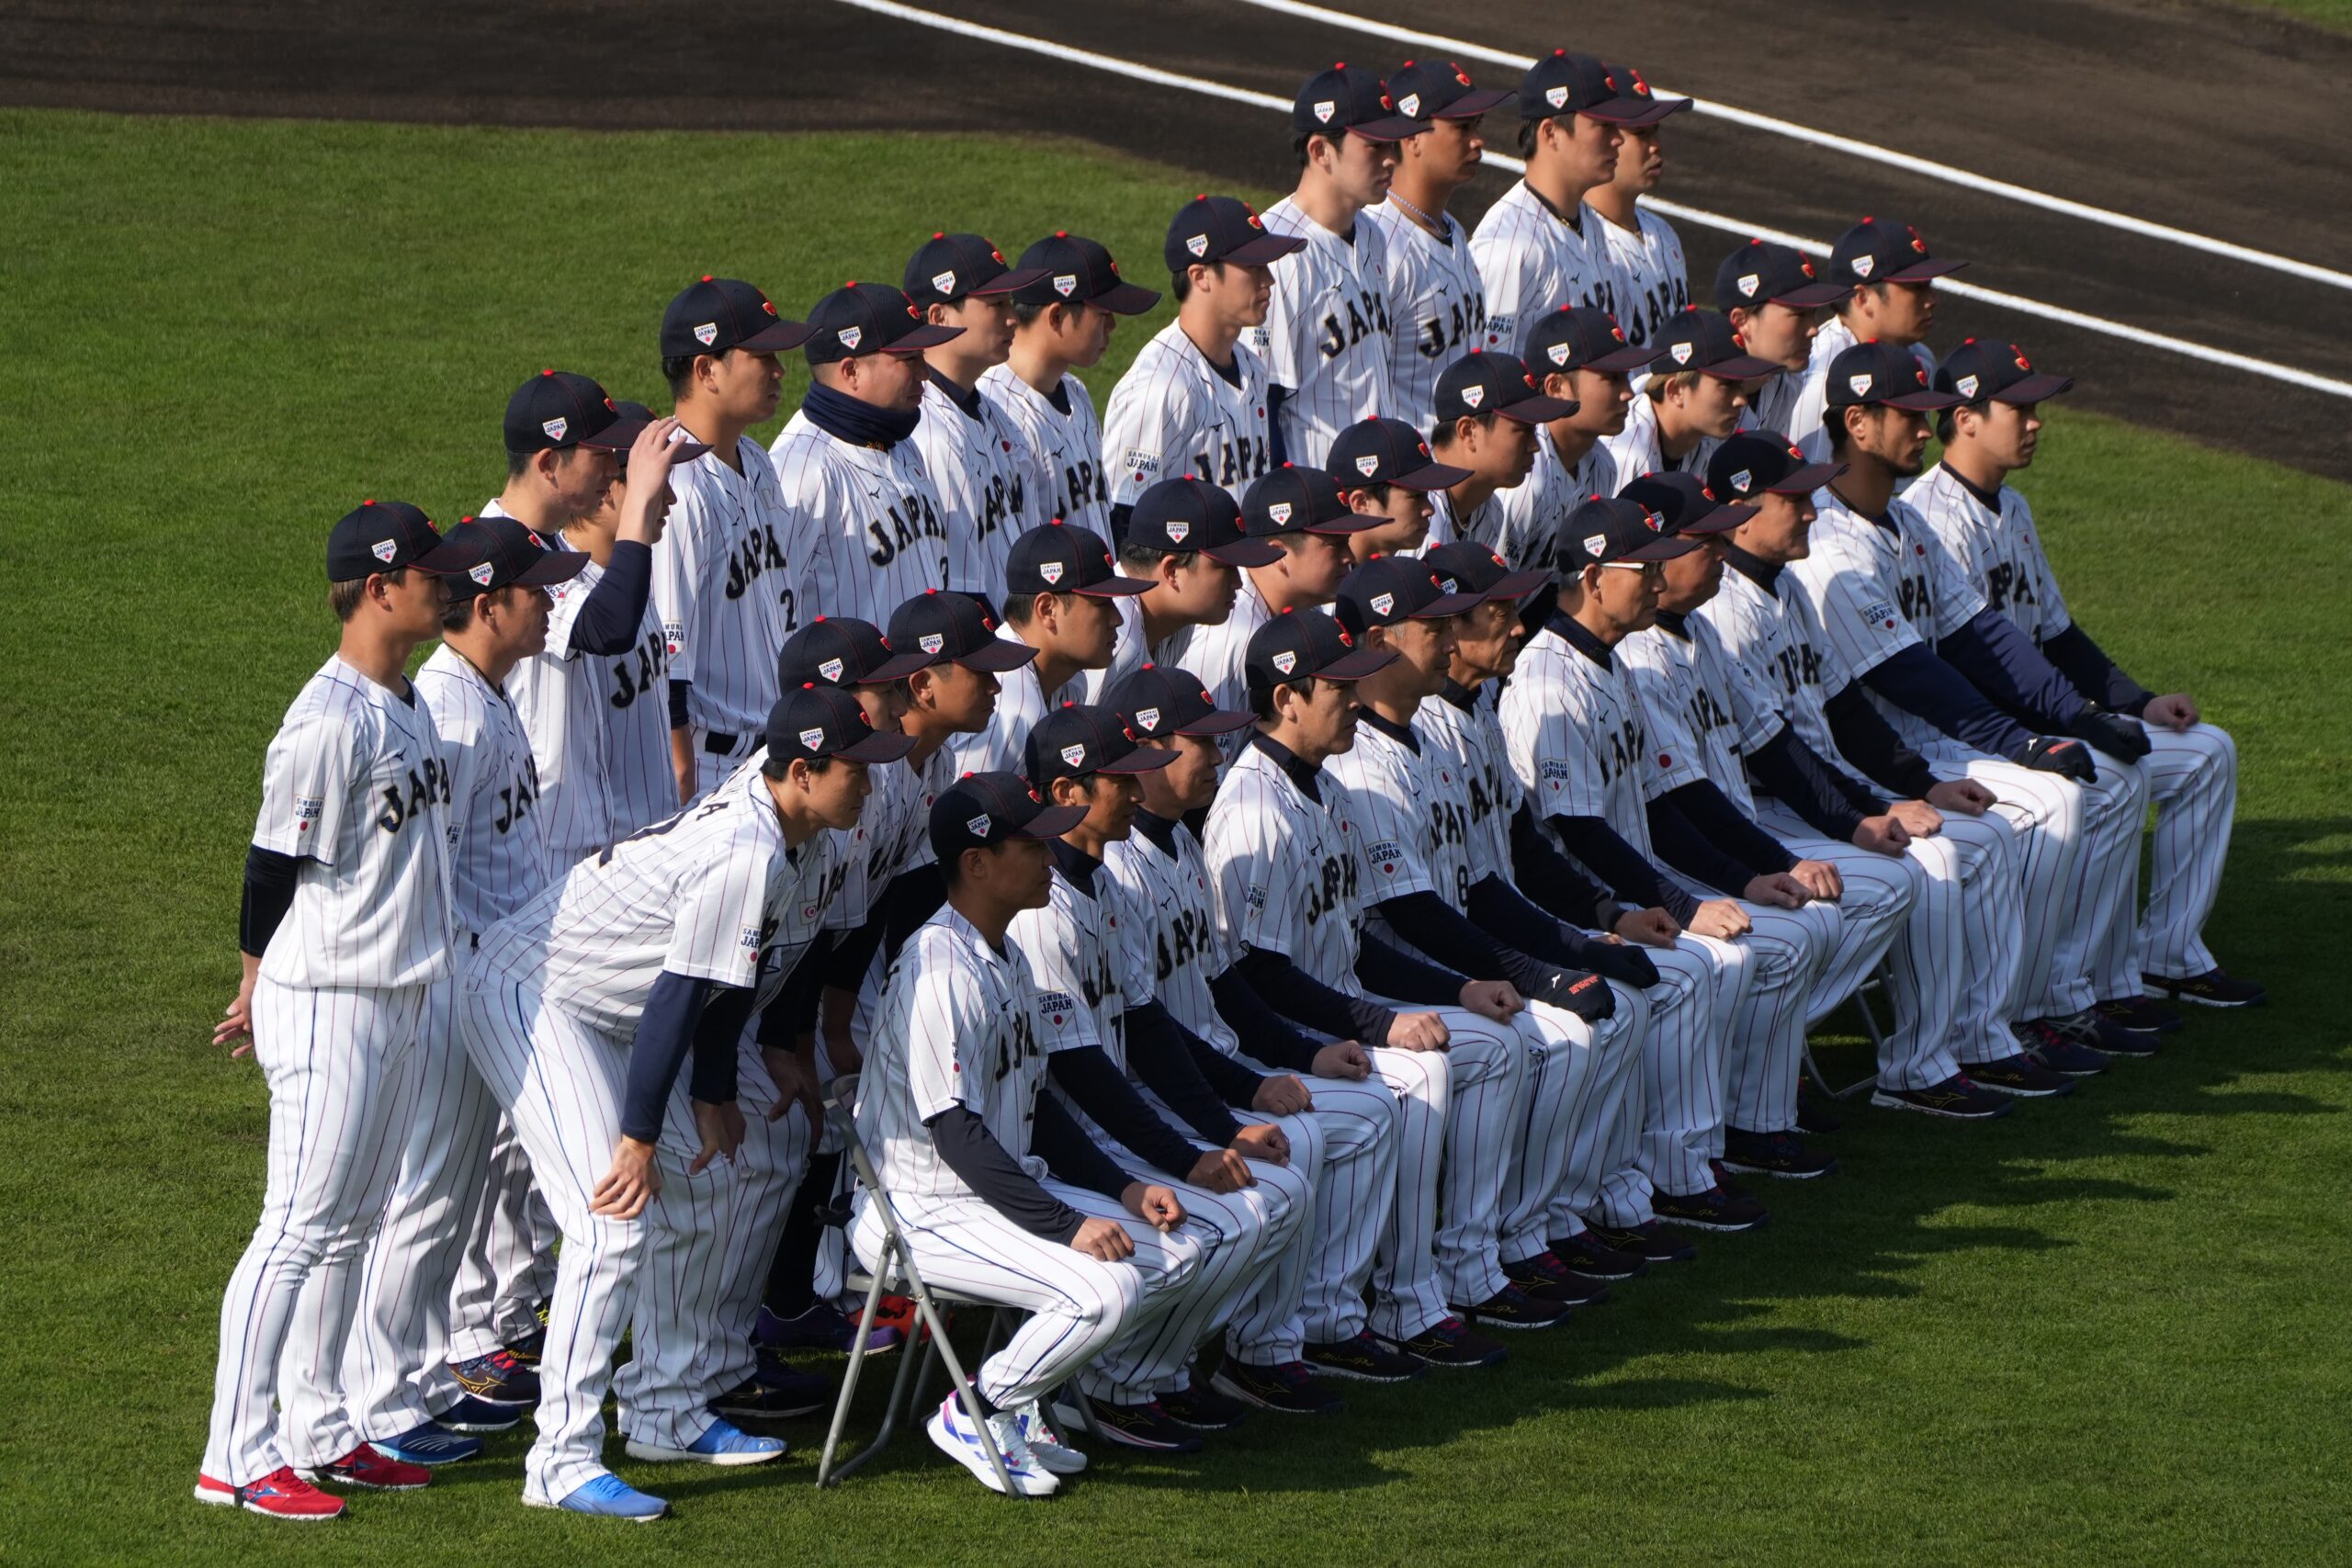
{"left": 7, "top": 0, "right": 2346, "bottom": 479}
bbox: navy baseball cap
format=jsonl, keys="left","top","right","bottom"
{"left": 660, "top": 276, "right": 812, "bottom": 357}
{"left": 1522, "top": 306, "right": 1655, "bottom": 376}
{"left": 1105, "top": 663, "right": 1256, "bottom": 740}
{"left": 1707, "top": 431, "right": 1847, "bottom": 502}
{"left": 1246, "top": 607, "right": 1396, "bottom": 694}
{"left": 605, "top": 400, "right": 711, "bottom": 464}
{"left": 1555, "top": 493, "right": 1700, "bottom": 571}
{"left": 1026, "top": 703, "right": 1176, "bottom": 784}
{"left": 1424, "top": 539, "right": 1553, "bottom": 606}
{"left": 1005, "top": 521, "right": 1153, "bottom": 601}
{"left": 1620, "top": 471, "right": 1754, "bottom": 537}
{"left": 805, "top": 281, "right": 964, "bottom": 364}
{"left": 325, "top": 500, "right": 469, "bottom": 581}
{"left": 1165, "top": 195, "right": 1304, "bottom": 274}
{"left": 441, "top": 516, "right": 591, "bottom": 601}
{"left": 1329, "top": 417, "right": 1471, "bottom": 491}
{"left": 903, "top": 232, "right": 1047, "bottom": 309}
{"left": 767, "top": 682, "right": 919, "bottom": 767}
{"left": 1518, "top": 50, "right": 1674, "bottom": 125}
{"left": 1334, "top": 556, "right": 1482, "bottom": 635}
{"left": 1386, "top": 59, "right": 1511, "bottom": 120}
{"left": 1008, "top": 233, "right": 1161, "bottom": 314}
{"left": 1243, "top": 466, "right": 1373, "bottom": 536}
{"left": 1294, "top": 62, "right": 1425, "bottom": 141}
{"left": 778, "top": 615, "right": 934, "bottom": 692}
{"left": 1601, "top": 62, "right": 1692, "bottom": 124}
{"left": 1125, "top": 478, "right": 1282, "bottom": 566}
{"left": 1831, "top": 217, "right": 1969, "bottom": 288}
{"left": 929, "top": 771, "right": 1087, "bottom": 863}
{"left": 1826, "top": 341, "right": 1962, "bottom": 411}
{"left": 1649, "top": 310, "right": 1781, "bottom": 380}
{"left": 1434, "top": 352, "right": 1577, "bottom": 424}
{"left": 1935, "top": 338, "right": 2075, "bottom": 405}
{"left": 1714, "top": 240, "right": 1849, "bottom": 313}
{"left": 888, "top": 589, "right": 1039, "bottom": 673}
{"left": 504, "top": 369, "right": 633, "bottom": 455}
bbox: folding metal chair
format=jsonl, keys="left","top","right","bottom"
{"left": 1803, "top": 954, "right": 1895, "bottom": 1100}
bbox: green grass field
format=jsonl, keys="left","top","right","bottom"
{"left": 4, "top": 108, "right": 2349, "bottom": 1566}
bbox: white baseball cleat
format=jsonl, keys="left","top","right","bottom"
{"left": 925, "top": 1394, "right": 1058, "bottom": 1496}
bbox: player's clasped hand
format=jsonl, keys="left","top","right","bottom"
{"left": 1744, "top": 872, "right": 1812, "bottom": 909}
{"left": 1789, "top": 858, "right": 1844, "bottom": 902}
{"left": 1127, "top": 1182, "right": 1186, "bottom": 1233}
{"left": 1069, "top": 1215, "right": 1136, "bottom": 1263}
{"left": 1189, "top": 1146, "right": 1257, "bottom": 1192}
{"left": 592, "top": 1134, "right": 662, "bottom": 1220}
{"left": 2143, "top": 693, "right": 2199, "bottom": 732}
{"left": 1231, "top": 1122, "right": 1291, "bottom": 1167}
{"left": 1252, "top": 1074, "right": 1314, "bottom": 1116}
{"left": 1925, "top": 778, "right": 1996, "bottom": 816}
{"left": 1688, "top": 898, "right": 1753, "bottom": 939}
{"left": 688, "top": 1098, "right": 745, "bottom": 1175}
{"left": 1852, "top": 812, "right": 1912, "bottom": 855}
{"left": 1387, "top": 1010, "right": 1452, "bottom": 1051}
{"left": 1458, "top": 979, "right": 1522, "bottom": 1022}
{"left": 1614, "top": 907, "right": 1682, "bottom": 948}
{"left": 1311, "top": 1040, "right": 1373, "bottom": 1080}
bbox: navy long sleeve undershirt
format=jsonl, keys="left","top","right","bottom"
{"left": 2041, "top": 623, "right": 2154, "bottom": 716}
{"left": 927, "top": 1103, "right": 1086, "bottom": 1241}
{"left": 1823, "top": 684, "right": 1942, "bottom": 798}
{"left": 1744, "top": 724, "right": 1880, "bottom": 841}
{"left": 563, "top": 540, "right": 654, "bottom": 656}
{"left": 1939, "top": 607, "right": 2088, "bottom": 730}
{"left": 1860, "top": 642, "right": 2035, "bottom": 758}
{"left": 621, "top": 971, "right": 751, "bottom": 1144}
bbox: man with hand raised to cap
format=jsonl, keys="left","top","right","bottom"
{"left": 1204, "top": 610, "right": 1524, "bottom": 1372}
{"left": 1101, "top": 664, "right": 1410, "bottom": 1404}
{"left": 1786, "top": 219, "right": 1963, "bottom": 458}
{"left": 1914, "top": 342, "right": 2258, "bottom": 1017}
{"left": 1103, "top": 195, "right": 1301, "bottom": 535}
{"left": 1494, "top": 307, "right": 1655, "bottom": 572}
{"left": 851, "top": 771, "right": 1204, "bottom": 1497}
{"left": 652, "top": 275, "right": 813, "bottom": 804}
{"left": 1786, "top": 339, "right": 2157, "bottom": 1079}
{"left": 905, "top": 232, "right": 1049, "bottom": 598}
{"left": 982, "top": 232, "right": 1162, "bottom": 536}
{"left": 1605, "top": 308, "right": 1780, "bottom": 482}
{"left": 1363, "top": 59, "right": 1510, "bottom": 434}
{"left": 1080, "top": 476, "right": 1283, "bottom": 705}
{"left": 1256, "top": 62, "right": 1425, "bottom": 469}
{"left": 1695, "top": 434, "right": 2022, "bottom": 1121}
{"left": 1420, "top": 351, "right": 1576, "bottom": 555}
{"left": 1327, "top": 415, "right": 1470, "bottom": 563}
{"left": 1713, "top": 240, "right": 1849, "bottom": 449}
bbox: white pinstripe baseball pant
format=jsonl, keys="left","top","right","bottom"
{"left": 1227, "top": 1070, "right": 1402, "bottom": 1350}
{"left": 1634, "top": 937, "right": 1745, "bottom": 1200}
{"left": 2124, "top": 721, "right": 2237, "bottom": 982}
{"left": 445, "top": 1120, "right": 555, "bottom": 1362}
{"left": 1688, "top": 900, "right": 1838, "bottom": 1142}
{"left": 1504, "top": 986, "right": 1645, "bottom": 1257}
{"left": 1495, "top": 998, "right": 1607, "bottom": 1267}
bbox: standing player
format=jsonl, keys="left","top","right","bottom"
{"left": 1255, "top": 62, "right": 1424, "bottom": 468}
{"left": 1915, "top": 342, "right": 2259, "bottom": 1011}
{"left": 1363, "top": 59, "right": 1510, "bottom": 434}
{"left": 1472, "top": 51, "right": 1677, "bottom": 355}
{"left": 1328, "top": 415, "right": 1468, "bottom": 561}
{"left": 1102, "top": 195, "right": 1299, "bottom": 531}
{"left": 1493, "top": 307, "right": 1654, "bottom": 571}
{"left": 653, "top": 275, "right": 813, "bottom": 801}
{"left": 1587, "top": 63, "right": 1692, "bottom": 350}
{"left": 1418, "top": 352, "right": 1573, "bottom": 553}
{"left": 1785, "top": 219, "right": 1963, "bottom": 457}
{"left": 1713, "top": 240, "right": 1848, "bottom": 446}
{"left": 198, "top": 502, "right": 464, "bottom": 1519}
{"left": 1081, "top": 476, "right": 1283, "bottom": 703}
{"left": 1603, "top": 309, "right": 1778, "bottom": 480}
{"left": 982, "top": 232, "right": 1161, "bottom": 536}
{"left": 904, "top": 232, "right": 1047, "bottom": 597}
{"left": 772, "top": 280, "right": 961, "bottom": 627}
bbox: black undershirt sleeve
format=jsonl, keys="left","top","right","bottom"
{"left": 1823, "top": 683, "right": 1943, "bottom": 799}
{"left": 1045, "top": 1045, "right": 1201, "bottom": 1179}
{"left": 1744, "top": 725, "right": 1878, "bottom": 841}
{"left": 1355, "top": 931, "right": 1469, "bottom": 1006}
{"left": 667, "top": 679, "right": 692, "bottom": 731}
{"left": 1860, "top": 643, "right": 2035, "bottom": 759}
{"left": 1661, "top": 780, "right": 1799, "bottom": 876}
{"left": 240, "top": 845, "right": 302, "bottom": 957}
{"left": 1207, "top": 965, "right": 1328, "bottom": 1072}
{"left": 928, "top": 1104, "right": 1089, "bottom": 1240}
{"left": 1374, "top": 889, "right": 1558, "bottom": 998}
{"left": 1939, "top": 608, "right": 2089, "bottom": 730}
{"left": 1548, "top": 812, "right": 1702, "bottom": 923}
{"left": 1465, "top": 875, "right": 1659, "bottom": 986}
{"left": 1506, "top": 806, "right": 1625, "bottom": 931}
{"left": 1122, "top": 999, "right": 1247, "bottom": 1146}
{"left": 1025, "top": 1090, "right": 1139, "bottom": 1204}
{"left": 1231, "top": 946, "right": 1396, "bottom": 1047}
{"left": 2040, "top": 624, "right": 2155, "bottom": 716}
{"left": 563, "top": 540, "right": 654, "bottom": 656}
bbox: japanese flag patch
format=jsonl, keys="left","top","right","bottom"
{"left": 798, "top": 727, "right": 827, "bottom": 750}
{"left": 838, "top": 326, "right": 863, "bottom": 351}
{"left": 1858, "top": 599, "right": 1899, "bottom": 631}
{"left": 1848, "top": 373, "right": 1874, "bottom": 398}
{"left": 819, "top": 657, "right": 845, "bottom": 682}
{"left": 694, "top": 321, "right": 719, "bottom": 345}
{"left": 1736, "top": 272, "right": 1760, "bottom": 298}
{"left": 1185, "top": 233, "right": 1209, "bottom": 258}
{"left": 542, "top": 417, "right": 568, "bottom": 442}
{"left": 932, "top": 269, "right": 957, "bottom": 295}
{"left": 1955, "top": 374, "right": 1981, "bottom": 399}
{"left": 371, "top": 538, "right": 398, "bottom": 563}
{"left": 1850, "top": 255, "right": 1875, "bottom": 279}
{"left": 1272, "top": 650, "right": 1298, "bottom": 675}
{"left": 1312, "top": 99, "right": 1337, "bottom": 123}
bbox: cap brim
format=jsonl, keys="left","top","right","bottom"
{"left": 1434, "top": 86, "right": 1513, "bottom": 118}
{"left": 864, "top": 649, "right": 939, "bottom": 681}
{"left": 1678, "top": 502, "right": 1757, "bottom": 536}
{"left": 578, "top": 413, "right": 647, "bottom": 451}
{"left": 1014, "top": 802, "right": 1091, "bottom": 839}
{"left": 1572, "top": 344, "right": 1657, "bottom": 375}
{"left": 1496, "top": 391, "right": 1579, "bottom": 423}
{"left": 1583, "top": 95, "right": 1680, "bottom": 127}
{"left": 514, "top": 549, "right": 594, "bottom": 587}
{"left": 738, "top": 319, "right": 815, "bottom": 352}
{"left": 1884, "top": 389, "right": 1966, "bottom": 411}
{"left": 411, "top": 537, "right": 475, "bottom": 574}
{"left": 1992, "top": 372, "right": 2075, "bottom": 403}
{"left": 1074, "top": 572, "right": 1156, "bottom": 597}
{"left": 1176, "top": 706, "right": 1258, "bottom": 737}
{"left": 1320, "top": 646, "right": 1401, "bottom": 681}
{"left": 968, "top": 265, "right": 1049, "bottom": 297}
{"left": 1882, "top": 257, "right": 1969, "bottom": 283}
{"left": 882, "top": 323, "right": 965, "bottom": 354}
{"left": 1764, "top": 460, "right": 1847, "bottom": 494}
{"left": 1385, "top": 457, "right": 1476, "bottom": 491}
{"left": 1351, "top": 114, "right": 1428, "bottom": 141}
{"left": 1092, "top": 281, "right": 1164, "bottom": 316}
{"left": 1622, "top": 533, "right": 1707, "bottom": 562}
{"left": 957, "top": 640, "right": 1040, "bottom": 672}
{"left": 1700, "top": 353, "right": 1786, "bottom": 381}
{"left": 1203, "top": 537, "right": 1285, "bottom": 568}
{"left": 1219, "top": 232, "right": 1309, "bottom": 267}
{"left": 1304, "top": 514, "right": 1383, "bottom": 535}
{"left": 836, "top": 730, "right": 919, "bottom": 764}
{"left": 1475, "top": 565, "right": 1555, "bottom": 604}
{"left": 1770, "top": 280, "right": 1852, "bottom": 310}
{"left": 1098, "top": 745, "right": 1179, "bottom": 775}
{"left": 1414, "top": 589, "right": 1486, "bottom": 617}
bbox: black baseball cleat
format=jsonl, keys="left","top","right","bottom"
{"left": 1581, "top": 1219, "right": 1698, "bottom": 1264}
{"left": 1871, "top": 1075, "right": 2012, "bottom": 1120}
{"left": 1300, "top": 1330, "right": 1426, "bottom": 1383}
{"left": 2058, "top": 1009, "right": 2158, "bottom": 1058}
{"left": 1966, "top": 1051, "right": 2075, "bottom": 1098}
{"left": 712, "top": 1371, "right": 829, "bottom": 1421}
{"left": 449, "top": 1349, "right": 538, "bottom": 1405}
{"left": 1158, "top": 1374, "right": 1248, "bottom": 1432}
{"left": 1386, "top": 1316, "right": 1509, "bottom": 1368}
{"left": 2144, "top": 968, "right": 2266, "bottom": 1009}
{"left": 2015, "top": 1019, "right": 2113, "bottom": 1077}
{"left": 1209, "top": 1358, "right": 1345, "bottom": 1416}
{"left": 2096, "top": 994, "right": 2182, "bottom": 1033}
{"left": 1652, "top": 1186, "right": 1770, "bottom": 1233}
{"left": 1451, "top": 1282, "right": 1570, "bottom": 1332}
{"left": 1549, "top": 1231, "right": 1647, "bottom": 1280}
{"left": 1053, "top": 1394, "right": 1205, "bottom": 1453}
{"left": 1505, "top": 1250, "right": 1611, "bottom": 1305}
{"left": 1795, "top": 1092, "right": 1843, "bottom": 1136}
{"left": 1721, "top": 1127, "right": 1839, "bottom": 1180}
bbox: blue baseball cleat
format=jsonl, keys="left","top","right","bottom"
{"left": 374, "top": 1420, "right": 484, "bottom": 1466}
{"left": 624, "top": 1416, "right": 786, "bottom": 1466}
{"left": 526, "top": 1472, "right": 668, "bottom": 1522}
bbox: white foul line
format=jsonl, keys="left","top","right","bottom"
{"left": 1218, "top": 0, "right": 2352, "bottom": 296}
{"left": 829, "top": 0, "right": 2352, "bottom": 400}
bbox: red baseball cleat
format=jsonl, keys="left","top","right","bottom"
{"left": 303, "top": 1443, "right": 431, "bottom": 1491}
{"left": 194, "top": 1465, "right": 346, "bottom": 1520}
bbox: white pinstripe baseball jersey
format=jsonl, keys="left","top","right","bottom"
{"left": 1785, "top": 320, "right": 1938, "bottom": 460}
{"left": 252, "top": 657, "right": 454, "bottom": 989}
{"left": 1203, "top": 738, "right": 1363, "bottom": 993}
{"left": 1598, "top": 206, "right": 1688, "bottom": 352}
{"left": 944, "top": 626, "right": 1068, "bottom": 781}
{"left": 820, "top": 755, "right": 924, "bottom": 936}
{"left": 1160, "top": 577, "right": 1273, "bottom": 719}
{"left": 1620, "top": 614, "right": 1781, "bottom": 817}
{"left": 1738, "top": 369, "right": 1805, "bottom": 449}
{"left": 978, "top": 364, "right": 1113, "bottom": 534}
{"left": 1101, "top": 322, "right": 1273, "bottom": 508}
{"left": 475, "top": 762, "right": 838, "bottom": 1036}
{"left": 769, "top": 411, "right": 951, "bottom": 633}
{"left": 1696, "top": 558, "right": 1883, "bottom": 803}
{"left": 650, "top": 436, "right": 796, "bottom": 740}
{"left": 1102, "top": 820, "right": 1242, "bottom": 1059}
{"left": 1470, "top": 182, "right": 1628, "bottom": 360}
{"left": 1908, "top": 465, "right": 2074, "bottom": 644}
{"left": 1011, "top": 865, "right": 1128, "bottom": 1068}
{"left": 914, "top": 376, "right": 1040, "bottom": 599}
{"left": 1491, "top": 423, "right": 1619, "bottom": 574}
{"left": 1253, "top": 197, "right": 1396, "bottom": 469}
{"left": 1414, "top": 683, "right": 1523, "bottom": 886}
{"left": 855, "top": 904, "right": 1051, "bottom": 1201}
{"left": 901, "top": 726, "right": 1023, "bottom": 875}
{"left": 1498, "top": 623, "right": 1656, "bottom": 854}
{"left": 1324, "top": 715, "right": 1477, "bottom": 914}
{"left": 1420, "top": 485, "right": 1493, "bottom": 558}
{"left": 1784, "top": 488, "right": 1986, "bottom": 753}
{"left": 416, "top": 645, "right": 548, "bottom": 937}
{"left": 504, "top": 538, "right": 674, "bottom": 863}
{"left": 1362, "top": 200, "right": 1496, "bottom": 437}
{"left": 1600, "top": 392, "right": 1716, "bottom": 481}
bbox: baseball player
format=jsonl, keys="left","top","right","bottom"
{"left": 1362, "top": 59, "right": 1510, "bottom": 434}
{"left": 980, "top": 232, "right": 1161, "bottom": 536}
{"left": 772, "top": 281, "right": 961, "bottom": 629}
{"left": 1915, "top": 341, "right": 2260, "bottom": 1012}
{"left": 1079, "top": 476, "right": 1283, "bottom": 704}
{"left": 198, "top": 501, "right": 465, "bottom": 1519}
{"left": 1698, "top": 432, "right": 2030, "bottom": 1116}
{"left": 1328, "top": 415, "right": 1468, "bottom": 561}
{"left": 1493, "top": 307, "right": 1655, "bottom": 573}
{"left": 1102, "top": 196, "right": 1298, "bottom": 529}
{"left": 1785, "top": 340, "right": 2154, "bottom": 1077}
{"left": 343, "top": 518, "right": 584, "bottom": 1466}
{"left": 1785, "top": 219, "right": 1962, "bottom": 458}
{"left": 1418, "top": 352, "right": 1575, "bottom": 554}
{"left": 1100, "top": 664, "right": 1416, "bottom": 1398}
{"left": 652, "top": 275, "right": 813, "bottom": 801}
{"left": 1713, "top": 240, "right": 1849, "bottom": 446}
{"left": 1255, "top": 62, "right": 1423, "bottom": 468}
{"left": 1603, "top": 309, "right": 1780, "bottom": 481}
{"left": 457, "top": 684, "right": 911, "bottom": 1517}
{"left": 1472, "top": 51, "right": 1679, "bottom": 355}
{"left": 850, "top": 771, "right": 1204, "bottom": 1495}
{"left": 903, "top": 232, "right": 1048, "bottom": 597}
{"left": 1204, "top": 609, "right": 1529, "bottom": 1370}
{"left": 1587, "top": 63, "right": 1691, "bottom": 350}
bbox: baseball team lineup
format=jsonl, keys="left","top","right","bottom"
{"left": 199, "top": 45, "right": 2267, "bottom": 1525}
